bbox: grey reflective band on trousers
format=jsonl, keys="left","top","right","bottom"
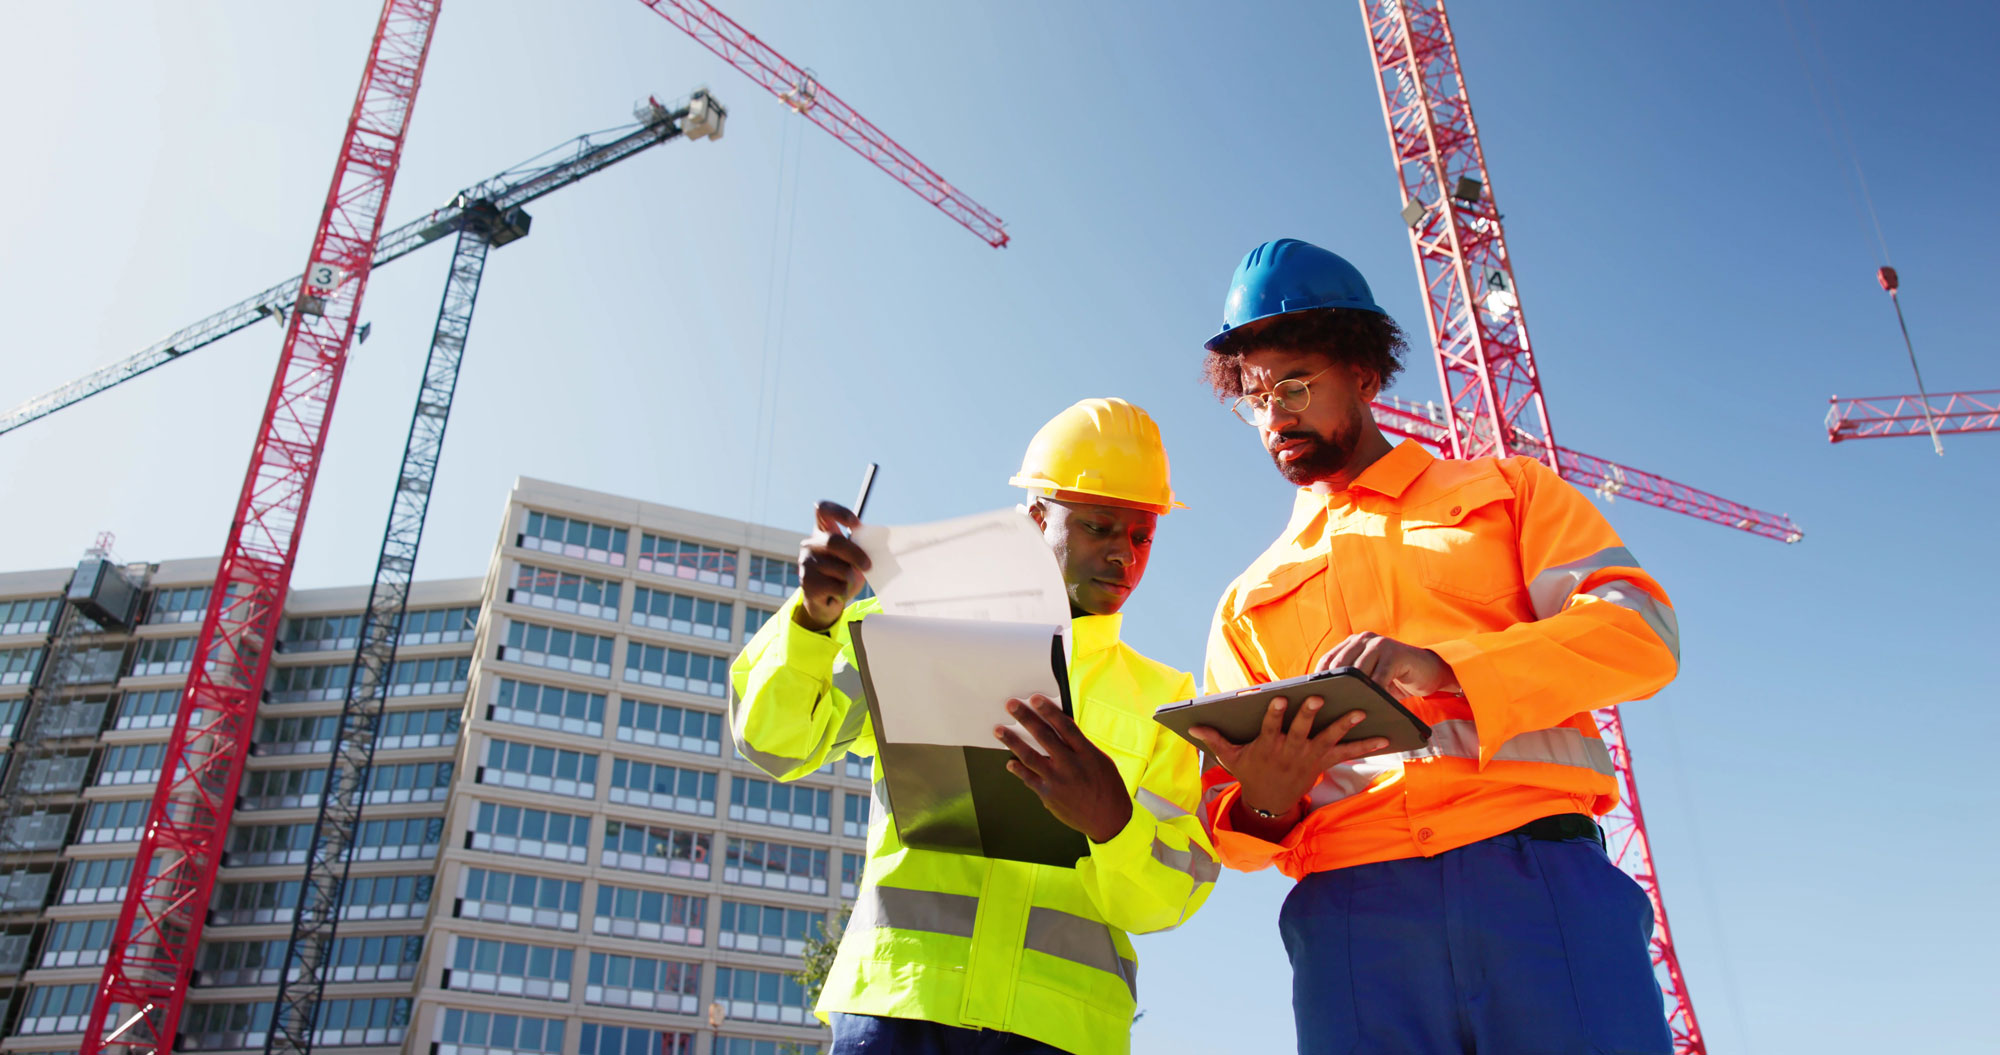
{"left": 1528, "top": 546, "right": 1681, "bottom": 661}
{"left": 852, "top": 886, "right": 1139, "bottom": 999}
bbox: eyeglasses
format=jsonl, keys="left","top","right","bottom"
{"left": 1230, "top": 368, "right": 1330, "bottom": 426}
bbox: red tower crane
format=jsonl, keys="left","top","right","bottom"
{"left": 1826, "top": 389, "right": 2000, "bottom": 443}
{"left": 1360, "top": 2, "right": 1735, "bottom": 1050}
{"left": 84, "top": 4, "right": 443, "bottom": 1055}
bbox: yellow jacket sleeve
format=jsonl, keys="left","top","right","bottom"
{"left": 728, "top": 592, "right": 881, "bottom": 782}
{"left": 1074, "top": 669, "right": 1220, "bottom": 934}
{"left": 1428, "top": 457, "right": 1681, "bottom": 765}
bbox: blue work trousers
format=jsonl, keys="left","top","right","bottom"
{"left": 1280, "top": 831, "right": 1672, "bottom": 1054}
{"left": 829, "top": 1013, "right": 1073, "bottom": 1055}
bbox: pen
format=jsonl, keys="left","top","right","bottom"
{"left": 852, "top": 462, "right": 879, "bottom": 522}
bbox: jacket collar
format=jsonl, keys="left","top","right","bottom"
{"left": 1072, "top": 612, "right": 1123, "bottom": 657}
{"left": 1285, "top": 440, "right": 1435, "bottom": 544}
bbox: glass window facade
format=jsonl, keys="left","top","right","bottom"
{"left": 493, "top": 677, "right": 604, "bottom": 737}
{"left": 630, "top": 586, "right": 732, "bottom": 640}
{"left": 615, "top": 699, "right": 722, "bottom": 755}
{"left": 622, "top": 642, "right": 728, "bottom": 697}
{"left": 607, "top": 757, "right": 718, "bottom": 816}
{"left": 502, "top": 619, "right": 615, "bottom": 678}
{"left": 513, "top": 564, "right": 620, "bottom": 621}
{"left": 519, "top": 511, "right": 628, "bottom": 566}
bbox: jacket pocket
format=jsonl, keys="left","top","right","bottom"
{"left": 1403, "top": 475, "right": 1521, "bottom": 606}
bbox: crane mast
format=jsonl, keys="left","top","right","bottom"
{"left": 83, "top": 5, "right": 443, "bottom": 1054}
{"left": 263, "top": 89, "right": 723, "bottom": 1055}
{"left": 1361, "top": 2, "right": 1708, "bottom": 1051}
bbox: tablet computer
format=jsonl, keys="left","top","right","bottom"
{"left": 1152, "top": 668, "right": 1432, "bottom": 756}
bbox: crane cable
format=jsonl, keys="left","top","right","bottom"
{"left": 745, "top": 109, "right": 808, "bottom": 530}
{"left": 1778, "top": 0, "right": 1944, "bottom": 454}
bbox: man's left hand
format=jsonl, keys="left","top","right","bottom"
{"left": 1316, "top": 631, "right": 1462, "bottom": 699}
{"left": 995, "top": 694, "right": 1133, "bottom": 844}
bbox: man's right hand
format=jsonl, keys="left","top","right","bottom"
{"left": 795, "top": 501, "right": 871, "bottom": 632}
{"left": 1186, "top": 696, "right": 1390, "bottom": 834}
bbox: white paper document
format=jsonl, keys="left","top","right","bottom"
{"left": 850, "top": 507, "right": 1072, "bottom": 649}
{"left": 854, "top": 614, "right": 1065, "bottom": 750}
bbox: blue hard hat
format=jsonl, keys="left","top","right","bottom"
{"left": 1206, "top": 238, "right": 1386, "bottom": 351}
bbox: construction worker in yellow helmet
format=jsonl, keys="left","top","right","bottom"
{"left": 732, "top": 398, "right": 1273, "bottom": 1055}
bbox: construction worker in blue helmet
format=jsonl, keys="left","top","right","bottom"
{"left": 1189, "top": 238, "right": 1682, "bottom": 1054}
{"left": 731, "top": 399, "right": 1300, "bottom": 1055}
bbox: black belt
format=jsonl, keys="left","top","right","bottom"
{"left": 1509, "top": 813, "right": 1604, "bottom": 849}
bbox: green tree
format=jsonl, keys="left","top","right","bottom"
{"left": 791, "top": 903, "right": 851, "bottom": 1006}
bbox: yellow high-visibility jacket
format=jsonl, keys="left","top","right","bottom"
{"left": 729, "top": 594, "right": 1216, "bottom": 1055}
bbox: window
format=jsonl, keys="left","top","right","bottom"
{"left": 238, "top": 766, "right": 325, "bottom": 809}
{"left": 342, "top": 873, "right": 433, "bottom": 919}
{"left": 615, "top": 699, "right": 722, "bottom": 755}
{"left": 96, "top": 741, "right": 167, "bottom": 786}
{"left": 607, "top": 757, "right": 717, "bottom": 816}
{"left": 267, "top": 661, "right": 350, "bottom": 702}
{"left": 380, "top": 705, "right": 460, "bottom": 748}
{"left": 315, "top": 997, "right": 412, "bottom": 1048}
{"left": 117, "top": 688, "right": 180, "bottom": 729}
{"left": 1, "top": 645, "right": 46, "bottom": 685}
{"left": 501, "top": 620, "right": 614, "bottom": 678}
{"left": 81, "top": 797, "right": 150, "bottom": 843}
{"left": 148, "top": 586, "right": 210, "bottom": 624}
{"left": 71, "top": 645, "right": 123, "bottom": 682}
{"left": 630, "top": 587, "right": 732, "bottom": 640}
{"left": 724, "top": 837, "right": 828, "bottom": 895}
{"left": 492, "top": 677, "right": 604, "bottom": 737}
{"left": 519, "top": 511, "right": 629, "bottom": 566}
{"left": 844, "top": 753, "right": 874, "bottom": 782}
{"left": 0, "top": 595, "right": 60, "bottom": 634}
{"left": 622, "top": 642, "right": 727, "bottom": 697}
{"left": 61, "top": 856, "right": 133, "bottom": 904}
{"left": 355, "top": 816, "right": 442, "bottom": 861}
{"left": 636, "top": 533, "right": 735, "bottom": 585}
{"left": 211, "top": 880, "right": 300, "bottom": 925}
{"left": 129, "top": 634, "right": 196, "bottom": 676}
{"left": 842, "top": 852, "right": 865, "bottom": 899}
{"left": 399, "top": 605, "right": 478, "bottom": 644}
{"left": 447, "top": 936, "right": 574, "bottom": 1000}
{"left": 718, "top": 899, "right": 825, "bottom": 957}
{"left": 196, "top": 938, "right": 288, "bottom": 986}
{"left": 741, "top": 606, "right": 775, "bottom": 637}
{"left": 228, "top": 822, "right": 313, "bottom": 865}
{"left": 254, "top": 713, "right": 339, "bottom": 755}
{"left": 19, "top": 750, "right": 87, "bottom": 793}
{"left": 578, "top": 1024, "right": 695, "bottom": 1055}
{"left": 330, "top": 934, "right": 423, "bottom": 982}
{"left": 713, "top": 966, "right": 814, "bottom": 1025}
{"left": 469, "top": 802, "right": 590, "bottom": 864}
{"left": 601, "top": 819, "right": 712, "bottom": 880}
{"left": 42, "top": 917, "right": 116, "bottom": 968}
{"left": 458, "top": 866, "right": 582, "bottom": 931}
{"left": 181, "top": 1000, "right": 274, "bottom": 1051}
{"left": 19, "top": 982, "right": 95, "bottom": 1034}
{"left": 746, "top": 555, "right": 801, "bottom": 598}
{"left": 586, "top": 952, "right": 701, "bottom": 1014}
{"left": 717, "top": 1040, "right": 819, "bottom": 1055}
{"left": 0, "top": 698, "right": 19, "bottom": 739}
{"left": 282, "top": 613, "right": 361, "bottom": 651}
{"left": 437, "top": 1009, "right": 566, "bottom": 1055}
{"left": 512, "top": 564, "right": 620, "bottom": 621}
{"left": 366, "top": 760, "right": 453, "bottom": 804}
{"left": 592, "top": 883, "right": 706, "bottom": 945}
{"left": 390, "top": 654, "right": 471, "bottom": 696}
{"left": 481, "top": 737, "right": 599, "bottom": 799}
{"left": 729, "top": 776, "right": 831, "bottom": 833}
{"left": 843, "top": 791, "right": 872, "bottom": 838}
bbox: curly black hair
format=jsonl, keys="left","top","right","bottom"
{"left": 1201, "top": 309, "right": 1409, "bottom": 399}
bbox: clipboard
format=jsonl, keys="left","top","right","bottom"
{"left": 1152, "top": 668, "right": 1432, "bottom": 757}
{"left": 849, "top": 617, "right": 1089, "bottom": 868}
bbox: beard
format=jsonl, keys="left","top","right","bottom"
{"left": 1269, "top": 419, "right": 1363, "bottom": 485}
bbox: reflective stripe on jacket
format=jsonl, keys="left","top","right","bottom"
{"left": 1203, "top": 441, "right": 1679, "bottom": 878}
{"left": 730, "top": 594, "right": 1215, "bottom": 1055}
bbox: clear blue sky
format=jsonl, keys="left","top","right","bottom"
{"left": 2, "top": 2, "right": 1995, "bottom": 1052}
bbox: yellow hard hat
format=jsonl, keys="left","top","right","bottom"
{"left": 1009, "top": 398, "right": 1184, "bottom": 515}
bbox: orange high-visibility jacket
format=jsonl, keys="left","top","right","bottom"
{"left": 1202, "top": 441, "right": 1680, "bottom": 877}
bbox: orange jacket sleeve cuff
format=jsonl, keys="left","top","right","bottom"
{"left": 1201, "top": 769, "right": 1311, "bottom": 872}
